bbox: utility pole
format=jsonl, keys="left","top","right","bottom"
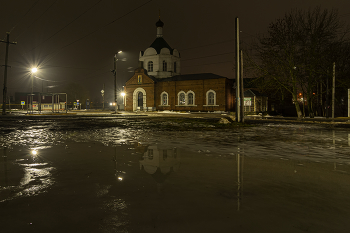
{"left": 235, "top": 17, "right": 241, "bottom": 122}
{"left": 112, "top": 54, "right": 118, "bottom": 113}
{"left": 102, "top": 83, "right": 105, "bottom": 111}
{"left": 1, "top": 32, "right": 17, "bottom": 115}
{"left": 326, "top": 74, "right": 329, "bottom": 118}
{"left": 332, "top": 62, "right": 335, "bottom": 119}
{"left": 240, "top": 50, "right": 244, "bottom": 122}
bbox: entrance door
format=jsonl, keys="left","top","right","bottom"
{"left": 138, "top": 92, "right": 143, "bottom": 108}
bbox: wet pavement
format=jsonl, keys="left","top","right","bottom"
{"left": 1, "top": 115, "right": 350, "bottom": 232}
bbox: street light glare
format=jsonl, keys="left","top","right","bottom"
{"left": 118, "top": 51, "right": 122, "bottom": 53}
{"left": 31, "top": 68, "right": 38, "bottom": 73}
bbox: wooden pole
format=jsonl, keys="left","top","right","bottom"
{"left": 1, "top": 32, "right": 16, "bottom": 115}
{"left": 240, "top": 50, "right": 244, "bottom": 122}
{"left": 235, "top": 18, "right": 240, "bottom": 122}
{"left": 332, "top": 62, "right": 335, "bottom": 119}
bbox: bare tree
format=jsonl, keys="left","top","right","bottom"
{"left": 249, "top": 7, "right": 350, "bottom": 118}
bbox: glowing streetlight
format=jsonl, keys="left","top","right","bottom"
{"left": 121, "top": 92, "right": 125, "bottom": 107}
{"left": 101, "top": 89, "right": 105, "bottom": 110}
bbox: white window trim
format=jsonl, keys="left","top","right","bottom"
{"left": 206, "top": 89, "right": 217, "bottom": 106}
{"left": 160, "top": 91, "right": 169, "bottom": 106}
{"left": 177, "top": 91, "right": 186, "bottom": 105}
{"left": 163, "top": 60, "right": 167, "bottom": 71}
{"left": 133, "top": 87, "right": 147, "bottom": 111}
{"left": 148, "top": 61, "right": 153, "bottom": 72}
{"left": 186, "top": 90, "right": 195, "bottom": 106}
{"left": 175, "top": 105, "right": 198, "bottom": 107}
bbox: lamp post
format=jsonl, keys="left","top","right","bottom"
{"left": 112, "top": 51, "right": 122, "bottom": 113}
{"left": 101, "top": 87, "right": 105, "bottom": 111}
{"left": 30, "top": 68, "right": 37, "bottom": 113}
{"left": 121, "top": 92, "right": 125, "bottom": 109}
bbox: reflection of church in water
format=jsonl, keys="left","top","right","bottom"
{"left": 139, "top": 145, "right": 180, "bottom": 193}
{"left": 124, "top": 18, "right": 235, "bottom": 112}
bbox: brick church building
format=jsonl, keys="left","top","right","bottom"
{"left": 124, "top": 18, "right": 234, "bottom": 112}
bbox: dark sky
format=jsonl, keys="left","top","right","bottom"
{"left": 1, "top": 0, "right": 350, "bottom": 102}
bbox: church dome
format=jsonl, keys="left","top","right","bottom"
{"left": 149, "top": 37, "right": 173, "bottom": 54}
{"left": 156, "top": 19, "right": 164, "bottom": 27}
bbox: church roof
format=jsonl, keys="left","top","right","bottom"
{"left": 156, "top": 73, "right": 228, "bottom": 82}
{"left": 149, "top": 37, "right": 173, "bottom": 54}
{"left": 244, "top": 89, "right": 266, "bottom": 97}
{"left": 156, "top": 19, "right": 164, "bottom": 27}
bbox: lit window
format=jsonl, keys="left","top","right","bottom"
{"left": 148, "top": 61, "right": 153, "bottom": 72}
{"left": 188, "top": 93, "right": 194, "bottom": 105}
{"left": 162, "top": 93, "right": 168, "bottom": 105}
{"left": 179, "top": 93, "right": 185, "bottom": 105}
{"left": 138, "top": 75, "right": 142, "bottom": 84}
{"left": 163, "top": 60, "right": 167, "bottom": 71}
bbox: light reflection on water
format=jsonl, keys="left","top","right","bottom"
{"left": 1, "top": 120, "right": 350, "bottom": 232}
{"left": 0, "top": 147, "right": 55, "bottom": 202}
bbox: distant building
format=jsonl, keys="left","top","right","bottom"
{"left": 124, "top": 18, "right": 234, "bottom": 112}
{"left": 14, "top": 92, "right": 67, "bottom": 111}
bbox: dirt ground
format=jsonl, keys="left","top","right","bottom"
{"left": 1, "top": 114, "right": 350, "bottom": 232}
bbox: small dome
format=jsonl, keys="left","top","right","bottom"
{"left": 156, "top": 19, "right": 164, "bottom": 27}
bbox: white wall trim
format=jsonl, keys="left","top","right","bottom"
{"left": 133, "top": 88, "right": 147, "bottom": 111}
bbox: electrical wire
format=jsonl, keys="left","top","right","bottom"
{"left": 9, "top": 0, "right": 41, "bottom": 33}
{"left": 181, "top": 61, "right": 233, "bottom": 68}
{"left": 179, "top": 39, "right": 235, "bottom": 51}
{"left": 28, "top": 0, "right": 103, "bottom": 53}
{"left": 14, "top": 0, "right": 59, "bottom": 40}
{"left": 36, "top": 0, "right": 153, "bottom": 63}
{"left": 182, "top": 52, "right": 234, "bottom": 61}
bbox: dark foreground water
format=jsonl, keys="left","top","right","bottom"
{"left": 1, "top": 117, "right": 350, "bottom": 232}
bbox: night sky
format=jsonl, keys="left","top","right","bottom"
{"left": 1, "top": 0, "right": 350, "bottom": 102}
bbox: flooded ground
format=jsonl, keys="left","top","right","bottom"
{"left": 1, "top": 116, "right": 350, "bottom": 232}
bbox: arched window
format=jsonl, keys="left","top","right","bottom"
{"left": 208, "top": 92, "right": 214, "bottom": 105}
{"left": 206, "top": 90, "right": 217, "bottom": 106}
{"left": 178, "top": 92, "right": 185, "bottom": 105}
{"left": 161, "top": 92, "right": 168, "bottom": 105}
{"left": 148, "top": 61, "right": 153, "bottom": 72}
{"left": 188, "top": 93, "right": 194, "bottom": 105}
{"left": 163, "top": 60, "right": 167, "bottom": 71}
{"left": 174, "top": 62, "right": 177, "bottom": 73}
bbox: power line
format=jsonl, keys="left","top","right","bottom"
{"left": 179, "top": 39, "right": 235, "bottom": 51}
{"left": 15, "top": 0, "right": 59, "bottom": 40}
{"left": 9, "top": 0, "right": 41, "bottom": 33}
{"left": 182, "top": 52, "right": 234, "bottom": 61}
{"left": 27, "top": 0, "right": 103, "bottom": 53}
{"left": 33, "top": 75, "right": 63, "bottom": 83}
{"left": 182, "top": 60, "right": 233, "bottom": 68}
{"left": 36, "top": 0, "right": 153, "bottom": 65}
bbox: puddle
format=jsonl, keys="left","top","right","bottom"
{"left": 0, "top": 119, "right": 350, "bottom": 232}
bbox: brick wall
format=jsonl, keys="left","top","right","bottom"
{"left": 125, "top": 69, "right": 155, "bottom": 111}
{"left": 125, "top": 71, "right": 235, "bottom": 112}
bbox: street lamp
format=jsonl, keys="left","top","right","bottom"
{"left": 101, "top": 89, "right": 105, "bottom": 110}
{"left": 121, "top": 92, "right": 125, "bottom": 109}
{"left": 30, "top": 68, "right": 37, "bottom": 113}
{"left": 112, "top": 51, "right": 122, "bottom": 113}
